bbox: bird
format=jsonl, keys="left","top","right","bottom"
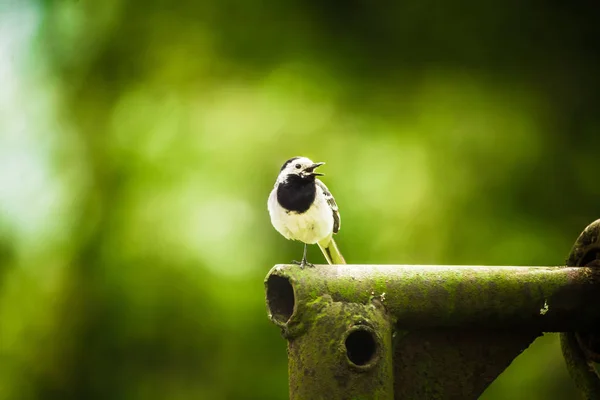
{"left": 268, "top": 156, "right": 346, "bottom": 267}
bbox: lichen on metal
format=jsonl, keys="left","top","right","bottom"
{"left": 265, "top": 219, "right": 600, "bottom": 399}
{"left": 267, "top": 264, "right": 600, "bottom": 332}
{"left": 286, "top": 296, "right": 394, "bottom": 400}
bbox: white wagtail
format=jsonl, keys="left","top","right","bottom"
{"left": 268, "top": 156, "right": 346, "bottom": 267}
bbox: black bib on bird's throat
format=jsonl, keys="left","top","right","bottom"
{"left": 276, "top": 175, "right": 316, "bottom": 213}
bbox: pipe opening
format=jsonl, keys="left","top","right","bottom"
{"left": 266, "top": 275, "right": 295, "bottom": 324}
{"left": 345, "top": 329, "right": 377, "bottom": 366}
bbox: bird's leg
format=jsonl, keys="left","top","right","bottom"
{"left": 292, "top": 244, "right": 314, "bottom": 268}
{"left": 300, "top": 244, "right": 314, "bottom": 268}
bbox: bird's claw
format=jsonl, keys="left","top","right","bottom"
{"left": 291, "top": 260, "right": 315, "bottom": 269}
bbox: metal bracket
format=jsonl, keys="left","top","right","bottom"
{"left": 561, "top": 220, "right": 600, "bottom": 399}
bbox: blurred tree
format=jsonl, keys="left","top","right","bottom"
{"left": 0, "top": 0, "right": 599, "bottom": 398}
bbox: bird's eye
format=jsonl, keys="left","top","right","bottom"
{"left": 295, "top": 164, "right": 301, "bottom": 169}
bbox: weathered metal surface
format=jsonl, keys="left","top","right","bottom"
{"left": 561, "top": 331, "right": 600, "bottom": 399}
{"left": 267, "top": 264, "right": 600, "bottom": 332}
{"left": 393, "top": 330, "right": 539, "bottom": 399}
{"left": 266, "top": 219, "right": 600, "bottom": 399}
{"left": 561, "top": 219, "right": 600, "bottom": 399}
{"left": 287, "top": 296, "right": 394, "bottom": 400}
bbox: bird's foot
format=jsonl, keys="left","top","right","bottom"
{"left": 291, "top": 260, "right": 315, "bottom": 269}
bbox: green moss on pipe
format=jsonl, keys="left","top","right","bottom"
{"left": 287, "top": 296, "right": 394, "bottom": 400}
{"left": 265, "top": 219, "right": 600, "bottom": 399}
{"left": 267, "top": 264, "right": 600, "bottom": 335}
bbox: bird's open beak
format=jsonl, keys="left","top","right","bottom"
{"left": 307, "top": 162, "right": 325, "bottom": 176}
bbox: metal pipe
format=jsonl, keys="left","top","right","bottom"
{"left": 286, "top": 298, "right": 394, "bottom": 400}
{"left": 266, "top": 264, "right": 600, "bottom": 334}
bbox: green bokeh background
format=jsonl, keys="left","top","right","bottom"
{"left": 1, "top": 0, "right": 599, "bottom": 399}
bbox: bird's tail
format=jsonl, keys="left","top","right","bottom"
{"left": 317, "top": 236, "right": 346, "bottom": 265}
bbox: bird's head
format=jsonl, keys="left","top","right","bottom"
{"left": 278, "top": 156, "right": 325, "bottom": 182}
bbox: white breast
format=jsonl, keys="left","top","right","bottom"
{"left": 268, "top": 186, "right": 334, "bottom": 244}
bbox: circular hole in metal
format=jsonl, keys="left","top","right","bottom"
{"left": 266, "top": 275, "right": 295, "bottom": 324}
{"left": 345, "top": 328, "right": 377, "bottom": 366}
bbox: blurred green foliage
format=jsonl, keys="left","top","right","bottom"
{"left": 1, "top": 0, "right": 599, "bottom": 398}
